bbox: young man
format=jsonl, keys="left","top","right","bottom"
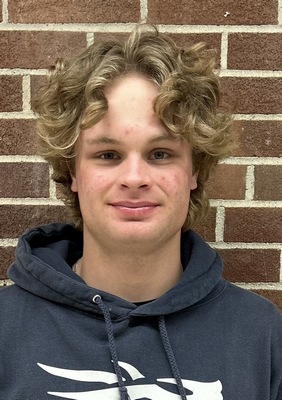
{"left": 0, "top": 25, "right": 281, "bottom": 400}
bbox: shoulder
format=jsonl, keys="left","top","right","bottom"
{"left": 0, "top": 283, "right": 21, "bottom": 301}
{"left": 0, "top": 283, "right": 33, "bottom": 309}
{"left": 223, "top": 281, "right": 282, "bottom": 325}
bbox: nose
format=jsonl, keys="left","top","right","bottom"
{"left": 118, "top": 155, "right": 152, "bottom": 190}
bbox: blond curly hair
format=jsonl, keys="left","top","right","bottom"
{"left": 33, "top": 24, "right": 235, "bottom": 231}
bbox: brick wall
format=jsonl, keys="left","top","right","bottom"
{"left": 0, "top": 0, "right": 281, "bottom": 308}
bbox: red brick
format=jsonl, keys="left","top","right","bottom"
{"left": 30, "top": 75, "right": 47, "bottom": 110}
{"left": 252, "top": 290, "right": 282, "bottom": 311}
{"left": 219, "top": 249, "right": 280, "bottom": 283}
{"left": 254, "top": 166, "right": 282, "bottom": 201}
{"left": 0, "top": 247, "right": 15, "bottom": 279}
{"left": 206, "top": 165, "right": 246, "bottom": 200}
{"left": 147, "top": 0, "right": 277, "bottom": 25}
{"left": 0, "top": 76, "right": 22, "bottom": 112}
{"left": 228, "top": 34, "right": 282, "bottom": 71}
{"left": 224, "top": 208, "right": 282, "bottom": 243}
{"left": 194, "top": 207, "right": 216, "bottom": 242}
{"left": 0, "top": 205, "right": 70, "bottom": 238}
{"left": 0, "top": 163, "right": 49, "bottom": 198}
{"left": 0, "top": 119, "right": 38, "bottom": 155}
{"left": 0, "top": 32, "right": 87, "bottom": 69}
{"left": 221, "top": 77, "right": 282, "bottom": 114}
{"left": 234, "top": 121, "right": 282, "bottom": 157}
{"left": 9, "top": 0, "right": 140, "bottom": 23}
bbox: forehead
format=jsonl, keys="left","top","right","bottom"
{"left": 105, "top": 73, "right": 159, "bottom": 108}
{"left": 79, "top": 73, "right": 182, "bottom": 145}
{"left": 83, "top": 74, "right": 161, "bottom": 135}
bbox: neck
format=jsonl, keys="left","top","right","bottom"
{"left": 76, "top": 236, "right": 183, "bottom": 303}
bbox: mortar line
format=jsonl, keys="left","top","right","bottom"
{"left": 1, "top": 23, "right": 282, "bottom": 33}
{"left": 1, "top": 0, "right": 8, "bottom": 23}
{"left": 209, "top": 242, "right": 282, "bottom": 249}
{"left": 0, "top": 112, "right": 35, "bottom": 119}
{"left": 158, "top": 24, "right": 282, "bottom": 33}
{"left": 0, "top": 198, "right": 64, "bottom": 205}
{"left": 140, "top": 0, "right": 148, "bottom": 21}
{"left": 236, "top": 283, "right": 282, "bottom": 290}
{"left": 234, "top": 114, "right": 282, "bottom": 121}
{"left": 0, "top": 280, "right": 14, "bottom": 287}
{"left": 49, "top": 166, "right": 58, "bottom": 200}
{"left": 219, "top": 70, "right": 282, "bottom": 77}
{"left": 0, "top": 68, "right": 47, "bottom": 75}
{"left": 0, "top": 155, "right": 44, "bottom": 162}
{"left": 0, "top": 239, "right": 18, "bottom": 246}
{"left": 278, "top": 0, "right": 282, "bottom": 25}
{"left": 210, "top": 199, "right": 282, "bottom": 207}
{"left": 215, "top": 206, "right": 225, "bottom": 242}
{"left": 220, "top": 157, "right": 282, "bottom": 165}
{"left": 220, "top": 31, "right": 228, "bottom": 70}
{"left": 280, "top": 250, "right": 282, "bottom": 282}
{"left": 86, "top": 32, "right": 94, "bottom": 47}
{"left": 22, "top": 75, "right": 31, "bottom": 112}
{"left": 245, "top": 165, "right": 255, "bottom": 200}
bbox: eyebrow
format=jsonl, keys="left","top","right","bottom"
{"left": 85, "top": 136, "right": 120, "bottom": 145}
{"left": 148, "top": 132, "right": 178, "bottom": 143}
{"left": 85, "top": 132, "right": 178, "bottom": 146}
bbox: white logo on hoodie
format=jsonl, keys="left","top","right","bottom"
{"left": 38, "top": 361, "right": 223, "bottom": 399}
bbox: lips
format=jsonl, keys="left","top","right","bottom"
{"left": 109, "top": 201, "right": 159, "bottom": 218}
{"left": 110, "top": 201, "right": 159, "bottom": 208}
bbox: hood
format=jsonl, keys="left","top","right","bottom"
{"left": 8, "top": 223, "right": 224, "bottom": 318}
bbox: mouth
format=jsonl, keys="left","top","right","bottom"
{"left": 109, "top": 201, "right": 159, "bottom": 218}
{"left": 110, "top": 201, "right": 159, "bottom": 208}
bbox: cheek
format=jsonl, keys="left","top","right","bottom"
{"left": 161, "top": 172, "right": 191, "bottom": 199}
{"left": 162, "top": 174, "right": 190, "bottom": 223}
{"left": 73, "top": 170, "right": 110, "bottom": 195}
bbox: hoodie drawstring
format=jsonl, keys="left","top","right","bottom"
{"left": 158, "top": 315, "right": 187, "bottom": 400}
{"left": 93, "top": 295, "right": 186, "bottom": 400}
{"left": 93, "top": 295, "right": 131, "bottom": 400}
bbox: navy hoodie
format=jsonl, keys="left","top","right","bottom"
{"left": 0, "top": 223, "right": 281, "bottom": 400}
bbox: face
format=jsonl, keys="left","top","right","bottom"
{"left": 71, "top": 74, "right": 197, "bottom": 251}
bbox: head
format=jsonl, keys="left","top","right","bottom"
{"left": 34, "top": 24, "right": 234, "bottom": 231}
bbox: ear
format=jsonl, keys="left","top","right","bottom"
{"left": 67, "top": 159, "right": 78, "bottom": 193}
{"left": 190, "top": 170, "right": 198, "bottom": 191}
{"left": 70, "top": 174, "right": 78, "bottom": 193}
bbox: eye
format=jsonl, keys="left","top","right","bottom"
{"left": 100, "top": 152, "right": 119, "bottom": 160}
{"left": 151, "top": 151, "right": 170, "bottom": 160}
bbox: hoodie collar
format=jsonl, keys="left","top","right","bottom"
{"left": 8, "top": 223, "right": 224, "bottom": 318}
